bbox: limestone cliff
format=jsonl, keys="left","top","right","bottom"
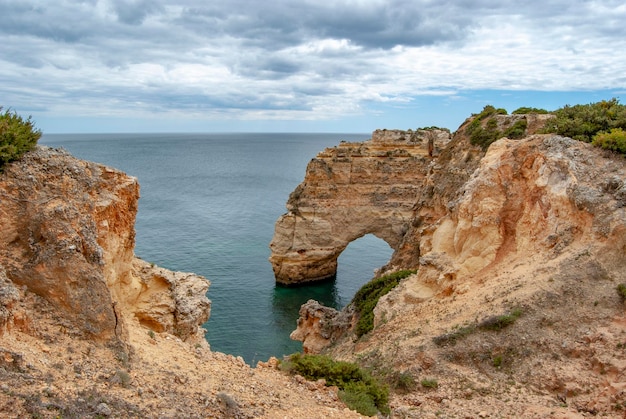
{"left": 269, "top": 128, "right": 451, "bottom": 285}
{"left": 0, "top": 146, "right": 364, "bottom": 418}
{"left": 0, "top": 147, "right": 210, "bottom": 343}
{"left": 287, "top": 115, "right": 626, "bottom": 416}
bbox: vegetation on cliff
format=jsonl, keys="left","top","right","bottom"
{"left": 466, "top": 99, "right": 626, "bottom": 155}
{"left": 432, "top": 308, "right": 523, "bottom": 346}
{"left": 280, "top": 353, "right": 389, "bottom": 416}
{"left": 0, "top": 107, "right": 41, "bottom": 170}
{"left": 352, "top": 269, "right": 417, "bottom": 338}
{"left": 466, "top": 105, "right": 528, "bottom": 149}
{"left": 541, "top": 98, "right": 626, "bottom": 145}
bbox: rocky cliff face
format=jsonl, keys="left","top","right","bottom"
{"left": 288, "top": 115, "right": 626, "bottom": 416}
{"left": 269, "top": 128, "right": 451, "bottom": 285}
{"left": 0, "top": 146, "right": 362, "bottom": 418}
{"left": 0, "top": 147, "right": 210, "bottom": 343}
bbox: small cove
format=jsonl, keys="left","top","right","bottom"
{"left": 40, "top": 133, "right": 394, "bottom": 364}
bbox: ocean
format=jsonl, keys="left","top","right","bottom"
{"left": 40, "top": 133, "right": 394, "bottom": 364}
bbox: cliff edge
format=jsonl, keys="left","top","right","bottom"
{"left": 287, "top": 116, "right": 626, "bottom": 417}
{"left": 0, "top": 147, "right": 362, "bottom": 418}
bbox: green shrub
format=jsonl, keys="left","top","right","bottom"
{"left": 512, "top": 107, "right": 549, "bottom": 114}
{"left": 466, "top": 105, "right": 509, "bottom": 149}
{"left": 281, "top": 353, "right": 389, "bottom": 415}
{"left": 478, "top": 308, "right": 523, "bottom": 331}
{"left": 541, "top": 98, "right": 626, "bottom": 143}
{"left": 417, "top": 126, "right": 451, "bottom": 132}
{"left": 338, "top": 384, "right": 378, "bottom": 416}
{"left": 420, "top": 378, "right": 438, "bottom": 389}
{"left": 492, "top": 355, "right": 503, "bottom": 368}
{"left": 0, "top": 107, "right": 42, "bottom": 169}
{"left": 433, "top": 309, "right": 522, "bottom": 346}
{"left": 392, "top": 371, "right": 417, "bottom": 392}
{"left": 503, "top": 119, "right": 528, "bottom": 139}
{"left": 432, "top": 324, "right": 476, "bottom": 346}
{"left": 471, "top": 105, "right": 507, "bottom": 118}
{"left": 617, "top": 284, "right": 626, "bottom": 301}
{"left": 592, "top": 128, "right": 626, "bottom": 154}
{"left": 351, "top": 269, "right": 417, "bottom": 337}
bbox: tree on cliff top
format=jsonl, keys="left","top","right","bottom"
{"left": 0, "top": 107, "right": 42, "bottom": 170}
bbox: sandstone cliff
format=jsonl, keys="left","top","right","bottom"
{"left": 0, "top": 147, "right": 210, "bottom": 344}
{"left": 269, "top": 128, "right": 451, "bottom": 285}
{"left": 286, "top": 116, "right": 626, "bottom": 416}
{"left": 0, "top": 147, "right": 362, "bottom": 418}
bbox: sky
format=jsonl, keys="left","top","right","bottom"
{"left": 1, "top": 0, "right": 625, "bottom": 134}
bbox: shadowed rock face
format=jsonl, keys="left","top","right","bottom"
{"left": 0, "top": 147, "right": 211, "bottom": 343}
{"left": 0, "top": 147, "right": 138, "bottom": 340}
{"left": 269, "top": 129, "right": 451, "bottom": 285}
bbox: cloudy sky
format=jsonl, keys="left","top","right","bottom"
{"left": 1, "top": 0, "right": 625, "bottom": 133}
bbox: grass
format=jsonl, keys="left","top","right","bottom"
{"left": 433, "top": 308, "right": 523, "bottom": 346}
{"left": 478, "top": 308, "right": 523, "bottom": 331}
{"left": 280, "top": 353, "right": 389, "bottom": 416}
{"left": 492, "top": 355, "right": 503, "bottom": 368}
{"left": 351, "top": 269, "right": 417, "bottom": 337}
{"left": 420, "top": 378, "right": 438, "bottom": 389}
{"left": 432, "top": 324, "right": 476, "bottom": 346}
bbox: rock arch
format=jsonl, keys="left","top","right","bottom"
{"left": 269, "top": 129, "right": 451, "bottom": 285}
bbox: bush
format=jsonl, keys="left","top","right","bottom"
{"left": 433, "top": 308, "right": 522, "bottom": 346}
{"left": 512, "top": 107, "right": 549, "bottom": 114}
{"left": 541, "top": 98, "right": 626, "bottom": 144}
{"left": 617, "top": 284, "right": 626, "bottom": 301}
{"left": 503, "top": 119, "right": 528, "bottom": 139}
{"left": 351, "top": 269, "right": 417, "bottom": 337}
{"left": 466, "top": 105, "right": 509, "bottom": 150}
{"left": 592, "top": 128, "right": 626, "bottom": 154}
{"left": 393, "top": 371, "right": 417, "bottom": 392}
{"left": 478, "top": 308, "right": 523, "bottom": 331}
{"left": 0, "top": 107, "right": 42, "bottom": 169}
{"left": 281, "top": 353, "right": 389, "bottom": 415}
{"left": 432, "top": 324, "right": 476, "bottom": 346}
{"left": 420, "top": 378, "right": 438, "bottom": 389}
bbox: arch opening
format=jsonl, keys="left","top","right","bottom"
{"left": 335, "top": 234, "right": 393, "bottom": 308}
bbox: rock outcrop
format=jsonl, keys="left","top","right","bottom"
{"left": 0, "top": 146, "right": 364, "bottom": 419}
{"left": 290, "top": 299, "right": 354, "bottom": 354}
{"left": 269, "top": 128, "right": 451, "bottom": 285}
{"left": 0, "top": 147, "right": 210, "bottom": 344}
{"left": 288, "top": 115, "right": 626, "bottom": 416}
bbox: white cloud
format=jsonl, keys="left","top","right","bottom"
{"left": 0, "top": 0, "right": 625, "bottom": 131}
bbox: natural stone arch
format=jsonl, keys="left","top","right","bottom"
{"left": 269, "top": 129, "right": 451, "bottom": 285}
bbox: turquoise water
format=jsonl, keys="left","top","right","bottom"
{"left": 40, "top": 133, "right": 393, "bottom": 364}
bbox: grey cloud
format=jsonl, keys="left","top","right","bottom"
{"left": 1, "top": 0, "right": 625, "bottom": 125}
{"left": 176, "top": 0, "right": 474, "bottom": 50}
{"left": 111, "top": 0, "right": 164, "bottom": 25}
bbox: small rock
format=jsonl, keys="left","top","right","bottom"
{"left": 96, "top": 402, "right": 112, "bottom": 417}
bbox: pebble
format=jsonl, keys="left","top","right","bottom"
{"left": 96, "top": 402, "right": 112, "bottom": 416}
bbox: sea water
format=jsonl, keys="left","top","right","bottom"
{"left": 40, "top": 133, "right": 393, "bottom": 364}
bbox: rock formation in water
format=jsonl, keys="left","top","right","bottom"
{"left": 289, "top": 114, "right": 626, "bottom": 416}
{"left": 0, "top": 146, "right": 365, "bottom": 418}
{"left": 269, "top": 128, "right": 452, "bottom": 285}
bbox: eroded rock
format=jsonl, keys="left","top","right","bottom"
{"left": 0, "top": 147, "right": 211, "bottom": 343}
{"left": 269, "top": 128, "right": 451, "bottom": 285}
{"left": 290, "top": 299, "right": 353, "bottom": 354}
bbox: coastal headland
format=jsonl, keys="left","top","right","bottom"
{"left": 1, "top": 107, "right": 625, "bottom": 417}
